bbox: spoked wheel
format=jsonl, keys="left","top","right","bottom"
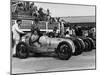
{"left": 16, "top": 42, "right": 29, "bottom": 58}
{"left": 56, "top": 42, "right": 72, "bottom": 60}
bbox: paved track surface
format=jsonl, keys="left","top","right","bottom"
{"left": 12, "top": 50, "right": 96, "bottom": 74}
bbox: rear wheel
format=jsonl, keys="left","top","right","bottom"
{"left": 56, "top": 42, "right": 72, "bottom": 60}
{"left": 16, "top": 42, "right": 29, "bottom": 58}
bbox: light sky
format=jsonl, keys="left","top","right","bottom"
{"left": 35, "top": 2, "right": 95, "bottom": 17}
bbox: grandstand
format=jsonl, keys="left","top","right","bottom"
{"left": 11, "top": 1, "right": 95, "bottom": 32}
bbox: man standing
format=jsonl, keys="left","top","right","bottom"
{"left": 12, "top": 19, "right": 25, "bottom": 56}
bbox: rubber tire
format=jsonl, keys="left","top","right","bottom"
{"left": 56, "top": 41, "right": 72, "bottom": 60}
{"left": 87, "top": 37, "right": 95, "bottom": 49}
{"left": 73, "top": 39, "right": 82, "bottom": 55}
{"left": 77, "top": 38, "right": 85, "bottom": 51}
{"left": 16, "top": 42, "right": 29, "bottom": 59}
{"left": 83, "top": 39, "right": 92, "bottom": 51}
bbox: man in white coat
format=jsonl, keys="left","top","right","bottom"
{"left": 12, "top": 19, "right": 25, "bottom": 56}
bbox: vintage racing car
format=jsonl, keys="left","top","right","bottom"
{"left": 16, "top": 33, "right": 76, "bottom": 60}
{"left": 16, "top": 33, "right": 95, "bottom": 60}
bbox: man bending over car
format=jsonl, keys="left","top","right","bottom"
{"left": 12, "top": 19, "right": 25, "bottom": 56}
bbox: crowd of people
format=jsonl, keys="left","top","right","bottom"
{"left": 12, "top": 1, "right": 52, "bottom": 21}
{"left": 12, "top": 1, "right": 63, "bottom": 24}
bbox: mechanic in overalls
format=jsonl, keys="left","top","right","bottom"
{"left": 12, "top": 19, "right": 25, "bottom": 56}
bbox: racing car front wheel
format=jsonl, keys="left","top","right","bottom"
{"left": 56, "top": 42, "right": 72, "bottom": 60}
{"left": 16, "top": 42, "right": 29, "bottom": 58}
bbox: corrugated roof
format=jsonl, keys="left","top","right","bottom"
{"left": 60, "top": 16, "right": 95, "bottom": 23}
